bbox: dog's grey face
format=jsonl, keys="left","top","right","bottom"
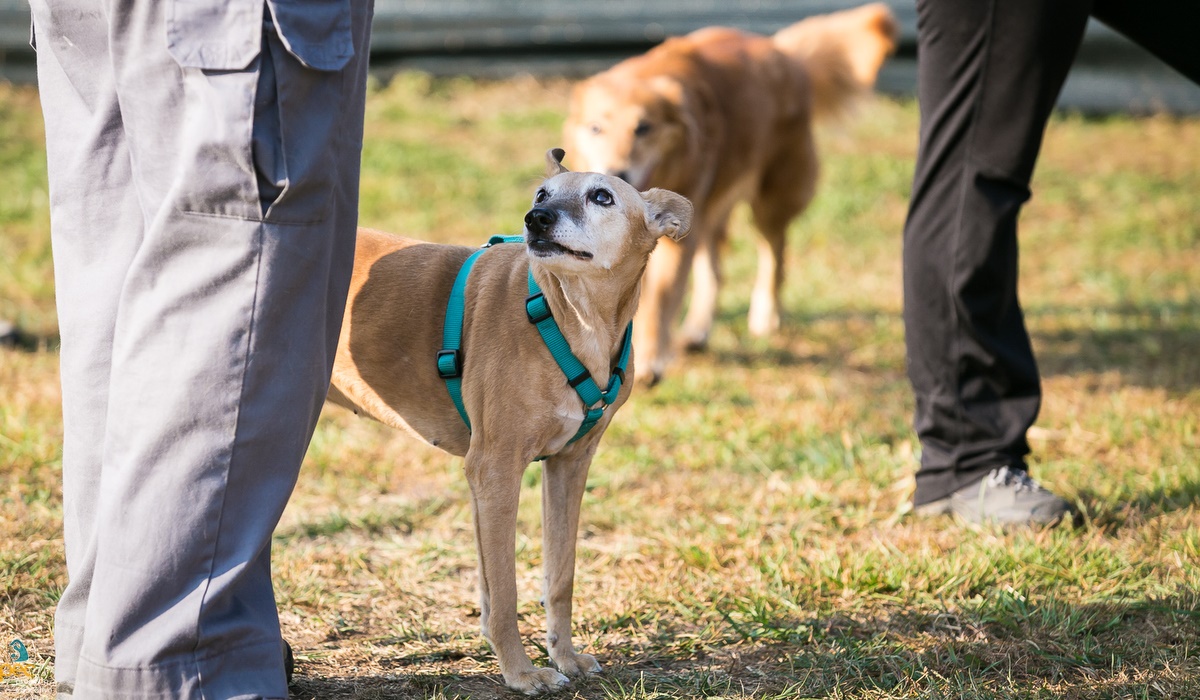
{"left": 523, "top": 149, "right": 693, "bottom": 274}
{"left": 524, "top": 171, "right": 655, "bottom": 273}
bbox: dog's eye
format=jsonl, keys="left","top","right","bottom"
{"left": 534, "top": 189, "right": 548, "bottom": 204}
{"left": 634, "top": 120, "right": 653, "bottom": 137}
{"left": 589, "top": 188, "right": 614, "bottom": 206}
{"left": 589, "top": 124, "right": 603, "bottom": 135}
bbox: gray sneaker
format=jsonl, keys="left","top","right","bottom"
{"left": 914, "top": 466, "right": 1074, "bottom": 526}
{"left": 0, "top": 319, "right": 17, "bottom": 348}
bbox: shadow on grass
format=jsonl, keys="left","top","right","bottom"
{"left": 700, "top": 306, "right": 896, "bottom": 371}
{"left": 995, "top": 301, "right": 1198, "bottom": 392}
{"left": 283, "top": 592, "right": 1200, "bottom": 698}
{"left": 1075, "top": 474, "right": 1200, "bottom": 530}
{"left": 0, "top": 325, "right": 58, "bottom": 352}
{"left": 697, "top": 300, "right": 1200, "bottom": 391}
{"left": 289, "top": 672, "right": 509, "bottom": 700}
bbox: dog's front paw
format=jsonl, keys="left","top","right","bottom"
{"left": 505, "top": 667, "right": 570, "bottom": 695}
{"left": 634, "top": 363, "right": 663, "bottom": 387}
{"left": 552, "top": 651, "right": 601, "bottom": 677}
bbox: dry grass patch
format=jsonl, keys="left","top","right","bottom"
{"left": 2, "top": 75, "right": 1198, "bottom": 699}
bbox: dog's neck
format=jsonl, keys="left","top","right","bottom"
{"left": 530, "top": 263, "right": 642, "bottom": 387}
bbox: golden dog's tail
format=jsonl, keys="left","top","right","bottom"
{"left": 772, "top": 2, "right": 899, "bottom": 121}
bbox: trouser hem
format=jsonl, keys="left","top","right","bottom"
{"left": 73, "top": 639, "right": 285, "bottom": 700}
{"left": 913, "top": 460, "right": 1026, "bottom": 506}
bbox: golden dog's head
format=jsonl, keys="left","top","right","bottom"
{"left": 563, "top": 75, "right": 696, "bottom": 193}
{"left": 524, "top": 149, "right": 692, "bottom": 275}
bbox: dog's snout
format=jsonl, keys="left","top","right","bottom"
{"left": 524, "top": 207, "right": 557, "bottom": 234}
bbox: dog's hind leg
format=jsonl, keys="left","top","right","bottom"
{"left": 466, "top": 452, "right": 569, "bottom": 694}
{"left": 749, "top": 133, "right": 818, "bottom": 337}
{"left": 541, "top": 449, "right": 603, "bottom": 677}
{"left": 680, "top": 216, "right": 731, "bottom": 352}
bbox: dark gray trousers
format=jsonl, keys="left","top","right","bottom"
{"left": 904, "top": 0, "right": 1200, "bottom": 505}
{"left": 31, "top": 0, "right": 374, "bottom": 696}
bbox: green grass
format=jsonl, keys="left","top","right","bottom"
{"left": 2, "top": 74, "right": 1199, "bottom": 699}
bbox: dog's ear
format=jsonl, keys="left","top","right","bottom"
{"left": 650, "top": 76, "right": 704, "bottom": 159}
{"left": 649, "top": 75, "right": 684, "bottom": 107}
{"left": 641, "top": 188, "right": 693, "bottom": 241}
{"left": 545, "top": 148, "right": 569, "bottom": 178}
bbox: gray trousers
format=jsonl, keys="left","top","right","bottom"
{"left": 30, "top": 0, "right": 374, "bottom": 696}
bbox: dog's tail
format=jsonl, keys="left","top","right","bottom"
{"left": 772, "top": 2, "right": 899, "bottom": 121}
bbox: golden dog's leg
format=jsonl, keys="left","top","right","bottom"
{"left": 748, "top": 227, "right": 786, "bottom": 337}
{"left": 541, "top": 451, "right": 602, "bottom": 677}
{"left": 681, "top": 218, "right": 729, "bottom": 351}
{"left": 467, "top": 454, "right": 569, "bottom": 694}
{"left": 635, "top": 237, "right": 696, "bottom": 385}
{"left": 749, "top": 140, "right": 817, "bottom": 338}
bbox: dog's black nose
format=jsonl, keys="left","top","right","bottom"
{"left": 524, "top": 207, "right": 557, "bottom": 235}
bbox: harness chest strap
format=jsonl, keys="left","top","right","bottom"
{"left": 438, "top": 235, "right": 632, "bottom": 448}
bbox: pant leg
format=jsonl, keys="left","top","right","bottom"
{"left": 29, "top": 0, "right": 145, "bottom": 693}
{"left": 903, "top": 0, "right": 1092, "bottom": 505}
{"left": 37, "top": 0, "right": 375, "bottom": 697}
{"left": 1092, "top": 0, "right": 1200, "bottom": 84}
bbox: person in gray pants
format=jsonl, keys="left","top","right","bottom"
{"left": 30, "top": 0, "right": 374, "bottom": 696}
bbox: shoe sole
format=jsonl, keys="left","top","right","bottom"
{"left": 911, "top": 500, "right": 1073, "bottom": 528}
{"left": 911, "top": 500, "right": 952, "bottom": 518}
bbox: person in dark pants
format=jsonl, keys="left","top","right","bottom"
{"left": 904, "top": 0, "right": 1200, "bottom": 525}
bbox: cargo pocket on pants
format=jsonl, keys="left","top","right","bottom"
{"left": 167, "top": 0, "right": 354, "bottom": 223}
{"left": 265, "top": 0, "right": 355, "bottom": 72}
{"left": 252, "top": 0, "right": 357, "bottom": 224}
{"left": 167, "top": 0, "right": 264, "bottom": 70}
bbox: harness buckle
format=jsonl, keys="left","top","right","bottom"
{"left": 526, "top": 292, "right": 553, "bottom": 324}
{"left": 436, "top": 349, "right": 462, "bottom": 379}
{"left": 568, "top": 370, "right": 593, "bottom": 389}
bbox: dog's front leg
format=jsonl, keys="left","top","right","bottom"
{"left": 541, "top": 450, "right": 602, "bottom": 677}
{"left": 466, "top": 452, "right": 569, "bottom": 694}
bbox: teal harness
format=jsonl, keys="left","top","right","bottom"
{"left": 437, "top": 235, "right": 632, "bottom": 453}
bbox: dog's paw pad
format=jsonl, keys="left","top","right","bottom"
{"left": 507, "top": 667, "right": 570, "bottom": 695}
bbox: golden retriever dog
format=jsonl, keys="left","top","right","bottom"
{"left": 564, "top": 3, "right": 898, "bottom": 384}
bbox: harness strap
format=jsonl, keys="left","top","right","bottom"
{"left": 438, "top": 234, "right": 632, "bottom": 452}
{"left": 525, "top": 273, "right": 632, "bottom": 443}
{"left": 438, "top": 235, "right": 522, "bottom": 430}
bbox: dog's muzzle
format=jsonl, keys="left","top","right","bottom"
{"left": 524, "top": 207, "right": 593, "bottom": 260}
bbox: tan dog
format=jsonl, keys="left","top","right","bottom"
{"left": 564, "top": 3, "right": 898, "bottom": 384}
{"left": 327, "top": 150, "right": 691, "bottom": 693}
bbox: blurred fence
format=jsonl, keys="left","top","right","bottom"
{"left": 3, "top": 0, "right": 1198, "bottom": 113}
